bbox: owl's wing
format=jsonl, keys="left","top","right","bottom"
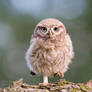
{"left": 25, "top": 49, "right": 37, "bottom": 76}
{"left": 25, "top": 36, "right": 38, "bottom": 76}
{"left": 65, "top": 34, "right": 74, "bottom": 59}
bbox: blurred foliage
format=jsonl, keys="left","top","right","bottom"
{"left": 0, "top": 0, "right": 92, "bottom": 88}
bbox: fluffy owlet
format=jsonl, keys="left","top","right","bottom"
{"left": 25, "top": 18, "right": 74, "bottom": 85}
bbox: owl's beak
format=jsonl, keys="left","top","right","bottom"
{"left": 47, "top": 30, "right": 54, "bottom": 38}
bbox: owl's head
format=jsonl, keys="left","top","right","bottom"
{"left": 34, "top": 18, "right": 66, "bottom": 40}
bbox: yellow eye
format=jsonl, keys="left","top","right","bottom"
{"left": 53, "top": 27, "right": 58, "bottom": 31}
{"left": 41, "top": 27, "right": 47, "bottom": 31}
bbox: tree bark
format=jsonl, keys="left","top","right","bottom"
{"left": 0, "top": 78, "right": 92, "bottom": 92}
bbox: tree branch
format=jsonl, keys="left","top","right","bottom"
{"left": 0, "top": 78, "right": 92, "bottom": 92}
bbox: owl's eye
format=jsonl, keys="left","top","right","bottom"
{"left": 41, "top": 27, "right": 47, "bottom": 31}
{"left": 53, "top": 27, "right": 58, "bottom": 31}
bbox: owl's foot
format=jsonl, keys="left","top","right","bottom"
{"left": 58, "top": 72, "right": 64, "bottom": 78}
{"left": 54, "top": 72, "right": 64, "bottom": 78}
{"left": 39, "top": 76, "right": 48, "bottom": 86}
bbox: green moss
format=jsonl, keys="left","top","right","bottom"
{"left": 70, "top": 88, "right": 83, "bottom": 92}
{"left": 78, "top": 84, "right": 91, "bottom": 91}
{"left": 58, "top": 79, "right": 67, "bottom": 86}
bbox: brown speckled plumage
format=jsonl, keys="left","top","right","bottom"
{"left": 25, "top": 18, "right": 74, "bottom": 84}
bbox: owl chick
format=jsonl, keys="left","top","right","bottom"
{"left": 25, "top": 18, "right": 74, "bottom": 85}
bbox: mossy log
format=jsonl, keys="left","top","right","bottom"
{"left": 0, "top": 78, "right": 92, "bottom": 92}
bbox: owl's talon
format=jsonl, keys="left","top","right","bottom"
{"left": 54, "top": 72, "right": 64, "bottom": 78}
{"left": 58, "top": 72, "right": 64, "bottom": 78}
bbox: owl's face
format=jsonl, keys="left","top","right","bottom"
{"left": 34, "top": 18, "right": 66, "bottom": 40}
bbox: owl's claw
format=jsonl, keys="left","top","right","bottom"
{"left": 58, "top": 72, "right": 64, "bottom": 78}
{"left": 54, "top": 72, "right": 64, "bottom": 78}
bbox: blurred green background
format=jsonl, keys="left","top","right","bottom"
{"left": 0, "top": 0, "right": 92, "bottom": 88}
